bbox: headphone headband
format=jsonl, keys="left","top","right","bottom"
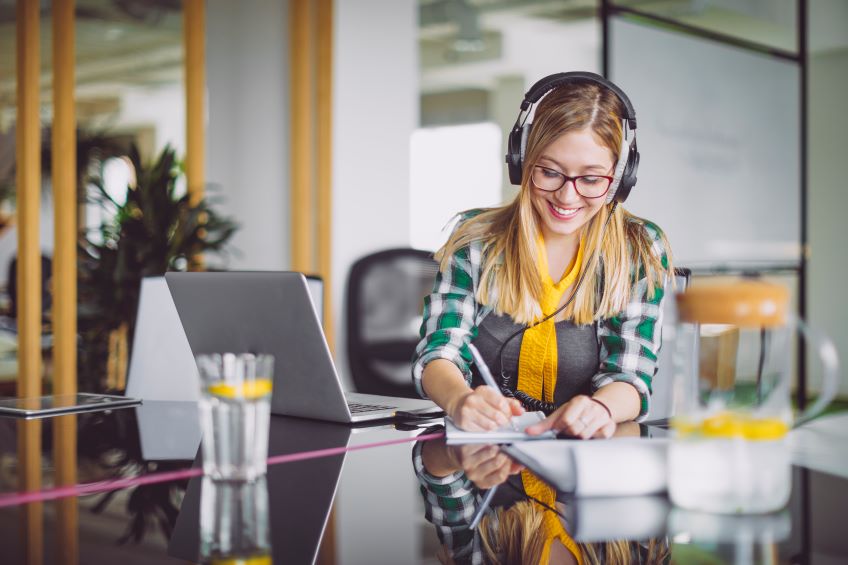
{"left": 521, "top": 71, "right": 637, "bottom": 130}
{"left": 505, "top": 71, "right": 640, "bottom": 204}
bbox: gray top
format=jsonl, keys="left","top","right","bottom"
{"left": 470, "top": 313, "right": 599, "bottom": 406}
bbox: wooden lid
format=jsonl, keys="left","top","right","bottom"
{"left": 676, "top": 280, "right": 789, "bottom": 327}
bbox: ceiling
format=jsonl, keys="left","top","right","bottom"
{"left": 0, "top": 0, "right": 844, "bottom": 130}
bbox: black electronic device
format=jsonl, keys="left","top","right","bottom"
{"left": 505, "top": 71, "right": 640, "bottom": 204}
{"left": 0, "top": 393, "right": 141, "bottom": 419}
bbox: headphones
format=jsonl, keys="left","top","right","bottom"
{"left": 505, "top": 71, "right": 640, "bottom": 205}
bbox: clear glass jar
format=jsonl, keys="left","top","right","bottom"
{"left": 668, "top": 280, "right": 839, "bottom": 514}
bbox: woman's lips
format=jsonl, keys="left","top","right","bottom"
{"left": 547, "top": 200, "right": 580, "bottom": 220}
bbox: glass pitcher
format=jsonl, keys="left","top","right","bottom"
{"left": 667, "top": 279, "right": 840, "bottom": 514}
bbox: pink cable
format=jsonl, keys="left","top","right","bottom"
{"left": 0, "top": 431, "right": 444, "bottom": 509}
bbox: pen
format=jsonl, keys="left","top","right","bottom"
{"left": 469, "top": 484, "right": 499, "bottom": 530}
{"left": 468, "top": 343, "right": 503, "bottom": 395}
{"left": 468, "top": 343, "right": 518, "bottom": 432}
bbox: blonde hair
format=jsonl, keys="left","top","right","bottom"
{"left": 477, "top": 500, "right": 669, "bottom": 565}
{"left": 436, "top": 81, "right": 671, "bottom": 325}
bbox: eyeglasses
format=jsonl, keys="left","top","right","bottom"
{"left": 531, "top": 165, "right": 614, "bottom": 199}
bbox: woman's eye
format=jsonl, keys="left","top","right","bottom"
{"left": 541, "top": 168, "right": 560, "bottom": 178}
{"left": 581, "top": 176, "right": 602, "bottom": 185}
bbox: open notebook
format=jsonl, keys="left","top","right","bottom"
{"left": 445, "top": 411, "right": 556, "bottom": 444}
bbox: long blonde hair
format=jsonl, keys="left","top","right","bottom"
{"left": 477, "top": 500, "right": 669, "bottom": 565}
{"left": 436, "top": 81, "right": 671, "bottom": 325}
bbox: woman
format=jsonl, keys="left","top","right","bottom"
{"left": 412, "top": 72, "right": 672, "bottom": 438}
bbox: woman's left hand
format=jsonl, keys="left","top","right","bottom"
{"left": 524, "top": 395, "right": 615, "bottom": 439}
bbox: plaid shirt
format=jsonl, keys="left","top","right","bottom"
{"left": 412, "top": 216, "right": 669, "bottom": 421}
{"left": 412, "top": 432, "right": 670, "bottom": 565}
{"left": 412, "top": 431, "right": 493, "bottom": 565}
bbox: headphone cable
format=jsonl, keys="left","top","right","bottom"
{"left": 494, "top": 203, "right": 618, "bottom": 414}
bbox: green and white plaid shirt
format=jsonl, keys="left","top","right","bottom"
{"left": 412, "top": 216, "right": 670, "bottom": 421}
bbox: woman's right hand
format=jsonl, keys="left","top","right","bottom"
{"left": 453, "top": 443, "right": 524, "bottom": 489}
{"left": 447, "top": 386, "right": 524, "bottom": 432}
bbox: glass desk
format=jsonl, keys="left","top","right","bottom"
{"left": 0, "top": 400, "right": 846, "bottom": 564}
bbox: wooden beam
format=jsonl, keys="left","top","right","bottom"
{"left": 184, "top": 0, "right": 205, "bottom": 206}
{"left": 289, "top": 0, "right": 315, "bottom": 273}
{"left": 16, "top": 0, "right": 42, "bottom": 401}
{"left": 18, "top": 420, "right": 43, "bottom": 565}
{"left": 316, "top": 0, "right": 334, "bottom": 351}
{"left": 52, "top": 0, "right": 77, "bottom": 398}
{"left": 54, "top": 415, "right": 78, "bottom": 565}
{"left": 184, "top": 0, "right": 206, "bottom": 270}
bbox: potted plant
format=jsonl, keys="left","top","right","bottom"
{"left": 79, "top": 144, "right": 238, "bottom": 392}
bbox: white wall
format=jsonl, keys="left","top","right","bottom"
{"left": 206, "top": 0, "right": 289, "bottom": 271}
{"left": 331, "top": 0, "right": 420, "bottom": 558}
{"left": 808, "top": 47, "right": 848, "bottom": 397}
{"left": 117, "top": 83, "right": 186, "bottom": 157}
{"left": 331, "top": 0, "right": 418, "bottom": 388}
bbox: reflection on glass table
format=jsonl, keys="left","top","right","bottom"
{"left": 200, "top": 476, "right": 270, "bottom": 564}
{"left": 412, "top": 422, "right": 820, "bottom": 565}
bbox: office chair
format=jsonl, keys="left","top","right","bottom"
{"left": 345, "top": 248, "right": 439, "bottom": 398}
{"left": 646, "top": 267, "right": 692, "bottom": 421}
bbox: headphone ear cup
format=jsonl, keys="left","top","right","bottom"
{"left": 505, "top": 123, "right": 531, "bottom": 185}
{"left": 614, "top": 145, "right": 639, "bottom": 203}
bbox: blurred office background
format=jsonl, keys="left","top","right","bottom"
{"left": 1, "top": 0, "right": 847, "bottom": 562}
{"left": 3, "top": 0, "right": 844, "bottom": 399}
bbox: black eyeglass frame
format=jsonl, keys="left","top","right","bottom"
{"left": 530, "top": 165, "right": 614, "bottom": 199}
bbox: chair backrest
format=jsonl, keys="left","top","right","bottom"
{"left": 648, "top": 267, "right": 692, "bottom": 421}
{"left": 345, "top": 248, "right": 439, "bottom": 398}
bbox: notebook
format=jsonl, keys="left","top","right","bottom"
{"left": 164, "top": 271, "right": 439, "bottom": 424}
{"left": 445, "top": 411, "right": 556, "bottom": 444}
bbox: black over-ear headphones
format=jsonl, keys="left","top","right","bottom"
{"left": 505, "top": 71, "right": 640, "bottom": 205}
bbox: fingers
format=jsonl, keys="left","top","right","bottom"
{"left": 461, "top": 445, "right": 523, "bottom": 489}
{"left": 524, "top": 411, "right": 556, "bottom": 435}
{"left": 451, "top": 386, "right": 520, "bottom": 432}
{"left": 527, "top": 396, "right": 616, "bottom": 440}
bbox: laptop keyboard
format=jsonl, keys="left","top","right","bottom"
{"left": 347, "top": 402, "right": 395, "bottom": 414}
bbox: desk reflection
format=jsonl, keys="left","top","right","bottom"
{"left": 413, "top": 424, "right": 801, "bottom": 565}
{"left": 169, "top": 416, "right": 351, "bottom": 564}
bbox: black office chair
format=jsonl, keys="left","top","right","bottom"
{"left": 345, "top": 248, "right": 439, "bottom": 398}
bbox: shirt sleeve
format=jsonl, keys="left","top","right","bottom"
{"left": 594, "top": 222, "right": 669, "bottom": 422}
{"left": 412, "top": 436, "right": 484, "bottom": 564}
{"left": 412, "top": 242, "right": 481, "bottom": 399}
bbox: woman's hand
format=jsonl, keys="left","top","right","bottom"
{"left": 447, "top": 386, "right": 524, "bottom": 432}
{"left": 524, "top": 395, "right": 615, "bottom": 439}
{"left": 452, "top": 444, "right": 524, "bottom": 489}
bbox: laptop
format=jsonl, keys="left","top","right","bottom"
{"left": 164, "top": 271, "right": 439, "bottom": 423}
{"left": 126, "top": 275, "right": 325, "bottom": 402}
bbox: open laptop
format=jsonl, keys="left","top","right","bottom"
{"left": 164, "top": 271, "right": 439, "bottom": 423}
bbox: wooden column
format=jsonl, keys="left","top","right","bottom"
{"left": 184, "top": 0, "right": 206, "bottom": 269}
{"left": 52, "top": 5, "right": 77, "bottom": 561}
{"left": 52, "top": 0, "right": 76, "bottom": 398}
{"left": 54, "top": 415, "right": 78, "bottom": 565}
{"left": 289, "top": 0, "right": 316, "bottom": 273}
{"left": 316, "top": 0, "right": 334, "bottom": 350}
{"left": 16, "top": 0, "right": 42, "bottom": 401}
{"left": 18, "top": 420, "right": 43, "bottom": 565}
